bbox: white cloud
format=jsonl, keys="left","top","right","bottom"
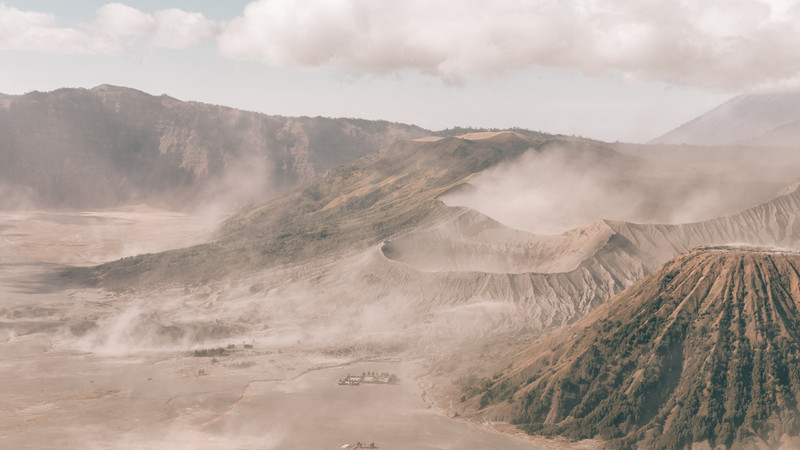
{"left": 94, "top": 3, "right": 154, "bottom": 37}
{"left": 218, "top": 0, "right": 800, "bottom": 90}
{"left": 91, "top": 3, "right": 218, "bottom": 50}
{"left": 151, "top": 9, "right": 218, "bottom": 49}
{"left": 0, "top": 4, "right": 118, "bottom": 54}
{"left": 0, "top": 2, "right": 216, "bottom": 55}
{"left": 3, "top": 1, "right": 800, "bottom": 91}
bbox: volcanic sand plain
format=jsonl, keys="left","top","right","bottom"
{"left": 0, "top": 207, "right": 544, "bottom": 449}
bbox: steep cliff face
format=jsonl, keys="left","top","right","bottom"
{"left": 0, "top": 85, "right": 428, "bottom": 209}
{"left": 462, "top": 247, "right": 800, "bottom": 449}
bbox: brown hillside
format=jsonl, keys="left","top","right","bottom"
{"left": 462, "top": 246, "right": 800, "bottom": 449}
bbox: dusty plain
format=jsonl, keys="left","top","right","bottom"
{"left": 0, "top": 207, "right": 544, "bottom": 449}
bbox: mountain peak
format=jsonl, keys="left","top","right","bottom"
{"left": 650, "top": 91, "right": 800, "bottom": 146}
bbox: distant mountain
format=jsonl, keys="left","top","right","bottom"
{"left": 650, "top": 91, "right": 800, "bottom": 147}
{"left": 0, "top": 85, "right": 429, "bottom": 209}
{"left": 462, "top": 246, "right": 800, "bottom": 449}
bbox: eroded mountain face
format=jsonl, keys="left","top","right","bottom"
{"left": 457, "top": 247, "right": 800, "bottom": 449}
{"left": 0, "top": 85, "right": 428, "bottom": 209}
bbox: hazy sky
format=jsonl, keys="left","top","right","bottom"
{"left": 2, "top": 0, "right": 799, "bottom": 142}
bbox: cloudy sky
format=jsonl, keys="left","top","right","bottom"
{"left": 2, "top": 0, "right": 799, "bottom": 142}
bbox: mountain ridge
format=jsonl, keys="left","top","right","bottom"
{"left": 61, "top": 134, "right": 800, "bottom": 336}
{"left": 0, "top": 85, "right": 430, "bottom": 209}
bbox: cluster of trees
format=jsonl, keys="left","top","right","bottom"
{"left": 193, "top": 347, "right": 226, "bottom": 357}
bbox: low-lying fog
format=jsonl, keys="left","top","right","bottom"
{"left": 0, "top": 207, "right": 545, "bottom": 449}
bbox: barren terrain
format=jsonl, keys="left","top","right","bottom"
{"left": 0, "top": 207, "right": 543, "bottom": 449}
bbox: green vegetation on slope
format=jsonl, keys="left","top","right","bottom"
{"left": 465, "top": 248, "right": 800, "bottom": 449}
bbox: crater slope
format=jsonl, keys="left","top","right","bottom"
{"left": 459, "top": 246, "right": 800, "bottom": 449}
{"left": 381, "top": 210, "right": 614, "bottom": 274}
{"left": 65, "top": 131, "right": 800, "bottom": 337}
{"left": 372, "top": 181, "right": 800, "bottom": 333}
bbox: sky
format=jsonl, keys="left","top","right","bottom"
{"left": 2, "top": 0, "right": 800, "bottom": 143}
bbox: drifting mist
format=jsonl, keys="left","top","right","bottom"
{"left": 440, "top": 142, "right": 797, "bottom": 234}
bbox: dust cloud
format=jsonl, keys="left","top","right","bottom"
{"left": 1, "top": 203, "right": 542, "bottom": 448}
{"left": 0, "top": 182, "right": 38, "bottom": 211}
{"left": 191, "top": 153, "right": 278, "bottom": 216}
{"left": 440, "top": 143, "right": 798, "bottom": 235}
